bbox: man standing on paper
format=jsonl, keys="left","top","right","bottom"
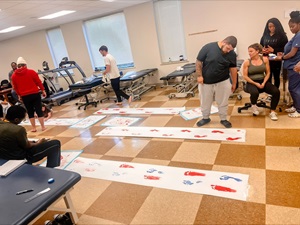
{"left": 99, "top": 45, "right": 132, "bottom": 105}
{"left": 196, "top": 36, "right": 238, "bottom": 128}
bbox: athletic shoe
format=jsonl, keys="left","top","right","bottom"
{"left": 285, "top": 106, "right": 296, "bottom": 113}
{"left": 220, "top": 120, "right": 232, "bottom": 128}
{"left": 288, "top": 111, "right": 300, "bottom": 118}
{"left": 269, "top": 111, "right": 278, "bottom": 121}
{"left": 251, "top": 105, "right": 259, "bottom": 116}
{"left": 196, "top": 118, "right": 211, "bottom": 127}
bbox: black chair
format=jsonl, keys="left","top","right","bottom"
{"left": 237, "top": 81, "right": 271, "bottom": 114}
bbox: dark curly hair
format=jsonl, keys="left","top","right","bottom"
{"left": 5, "top": 105, "right": 27, "bottom": 122}
{"left": 289, "top": 11, "right": 300, "bottom": 24}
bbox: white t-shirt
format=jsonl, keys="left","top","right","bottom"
{"left": 104, "top": 54, "right": 120, "bottom": 79}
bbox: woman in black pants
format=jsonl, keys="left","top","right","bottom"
{"left": 242, "top": 43, "right": 280, "bottom": 121}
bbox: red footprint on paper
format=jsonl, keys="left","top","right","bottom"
{"left": 74, "top": 159, "right": 84, "bottom": 163}
{"left": 85, "top": 168, "right": 96, "bottom": 172}
{"left": 113, "top": 108, "right": 120, "bottom": 111}
{"left": 211, "top": 185, "right": 236, "bottom": 192}
{"left": 60, "top": 155, "right": 64, "bottom": 160}
{"left": 226, "top": 137, "right": 241, "bottom": 141}
{"left": 162, "top": 134, "right": 174, "bottom": 137}
{"left": 122, "top": 129, "right": 129, "bottom": 131}
{"left": 119, "top": 164, "right": 134, "bottom": 168}
{"left": 184, "top": 171, "right": 206, "bottom": 176}
{"left": 144, "top": 175, "right": 160, "bottom": 180}
{"left": 119, "top": 111, "right": 126, "bottom": 114}
{"left": 145, "top": 111, "right": 153, "bottom": 114}
{"left": 194, "top": 135, "right": 207, "bottom": 138}
{"left": 150, "top": 129, "right": 159, "bottom": 132}
{"left": 212, "top": 130, "right": 224, "bottom": 134}
{"left": 96, "top": 112, "right": 103, "bottom": 114}
{"left": 181, "top": 129, "right": 191, "bottom": 133}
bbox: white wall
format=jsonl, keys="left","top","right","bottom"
{"left": 0, "top": 1, "right": 298, "bottom": 87}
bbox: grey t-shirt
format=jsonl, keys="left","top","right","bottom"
{"left": 197, "top": 42, "right": 237, "bottom": 84}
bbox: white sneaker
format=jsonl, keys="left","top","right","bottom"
{"left": 269, "top": 111, "right": 278, "bottom": 121}
{"left": 285, "top": 106, "right": 296, "bottom": 113}
{"left": 251, "top": 105, "right": 259, "bottom": 116}
{"left": 288, "top": 111, "right": 300, "bottom": 118}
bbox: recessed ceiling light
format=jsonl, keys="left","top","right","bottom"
{"left": 0, "top": 26, "right": 25, "bottom": 33}
{"left": 38, "top": 10, "right": 76, "bottom": 20}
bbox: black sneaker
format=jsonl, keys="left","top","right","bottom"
{"left": 196, "top": 118, "right": 211, "bottom": 127}
{"left": 220, "top": 120, "right": 232, "bottom": 128}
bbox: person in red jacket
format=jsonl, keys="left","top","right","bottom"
{"left": 11, "top": 57, "right": 47, "bottom": 132}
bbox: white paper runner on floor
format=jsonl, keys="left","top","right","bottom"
{"left": 40, "top": 150, "right": 83, "bottom": 169}
{"left": 94, "top": 107, "right": 186, "bottom": 115}
{"left": 101, "top": 116, "right": 140, "bottom": 127}
{"left": 65, "top": 157, "right": 249, "bottom": 201}
{"left": 70, "top": 115, "right": 106, "bottom": 129}
{"left": 96, "top": 126, "right": 246, "bottom": 142}
{"left": 180, "top": 105, "right": 219, "bottom": 120}
{"left": 20, "top": 118, "right": 81, "bottom": 126}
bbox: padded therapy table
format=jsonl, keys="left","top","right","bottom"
{"left": 120, "top": 68, "right": 157, "bottom": 100}
{"left": 160, "top": 63, "right": 197, "bottom": 98}
{"left": 0, "top": 160, "right": 81, "bottom": 225}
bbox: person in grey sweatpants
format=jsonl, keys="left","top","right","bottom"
{"left": 196, "top": 36, "right": 238, "bottom": 128}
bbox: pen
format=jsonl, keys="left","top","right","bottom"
{"left": 16, "top": 189, "right": 34, "bottom": 195}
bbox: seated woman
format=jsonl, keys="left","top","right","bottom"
{"left": 0, "top": 105, "right": 61, "bottom": 168}
{"left": 242, "top": 43, "right": 280, "bottom": 121}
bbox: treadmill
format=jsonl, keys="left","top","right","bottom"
{"left": 38, "top": 58, "right": 84, "bottom": 106}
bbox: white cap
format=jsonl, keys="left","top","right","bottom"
{"left": 17, "top": 57, "right": 27, "bottom": 65}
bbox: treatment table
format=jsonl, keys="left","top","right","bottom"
{"left": 0, "top": 159, "right": 81, "bottom": 225}
{"left": 120, "top": 68, "right": 157, "bottom": 100}
{"left": 160, "top": 63, "right": 197, "bottom": 98}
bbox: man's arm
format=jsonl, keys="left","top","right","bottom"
{"left": 196, "top": 60, "right": 204, "bottom": 84}
{"left": 229, "top": 67, "right": 238, "bottom": 93}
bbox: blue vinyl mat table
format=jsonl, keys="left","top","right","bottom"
{"left": 0, "top": 160, "right": 81, "bottom": 225}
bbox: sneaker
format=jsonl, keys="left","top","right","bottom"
{"left": 220, "top": 120, "right": 232, "bottom": 128}
{"left": 285, "top": 106, "right": 296, "bottom": 113}
{"left": 196, "top": 118, "right": 211, "bottom": 127}
{"left": 288, "top": 111, "right": 300, "bottom": 118}
{"left": 269, "top": 111, "right": 278, "bottom": 121}
{"left": 251, "top": 105, "right": 259, "bottom": 116}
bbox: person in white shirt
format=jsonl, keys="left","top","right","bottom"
{"left": 99, "top": 45, "right": 132, "bottom": 105}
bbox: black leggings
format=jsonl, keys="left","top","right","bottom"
{"left": 245, "top": 80, "right": 280, "bottom": 110}
{"left": 21, "top": 93, "right": 43, "bottom": 118}
{"left": 110, "top": 77, "right": 129, "bottom": 102}
{"left": 268, "top": 62, "right": 282, "bottom": 88}
{"left": 0, "top": 104, "right": 3, "bottom": 118}
{"left": 26, "top": 140, "right": 61, "bottom": 168}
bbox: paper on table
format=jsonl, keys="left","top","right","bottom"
{"left": 0, "top": 160, "right": 26, "bottom": 176}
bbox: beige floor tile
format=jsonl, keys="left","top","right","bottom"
{"left": 226, "top": 128, "right": 265, "bottom": 146}
{"left": 265, "top": 112, "right": 300, "bottom": 129}
{"left": 194, "top": 196, "right": 265, "bottom": 224}
{"left": 266, "top": 128, "right": 300, "bottom": 146}
{"left": 165, "top": 115, "right": 198, "bottom": 127}
{"left": 172, "top": 142, "right": 220, "bottom": 164}
{"left": 149, "top": 95, "right": 171, "bottom": 102}
{"left": 139, "top": 115, "right": 173, "bottom": 127}
{"left": 131, "top": 158, "right": 170, "bottom": 166}
{"left": 229, "top": 115, "right": 266, "bottom": 128}
{"left": 266, "top": 204, "right": 300, "bottom": 225}
{"left": 213, "top": 165, "right": 266, "bottom": 204}
{"left": 266, "top": 170, "right": 300, "bottom": 208}
{"left": 136, "top": 140, "right": 182, "bottom": 160}
{"left": 78, "top": 214, "right": 125, "bottom": 225}
{"left": 131, "top": 188, "right": 202, "bottom": 225}
{"left": 61, "top": 137, "right": 95, "bottom": 150}
{"left": 56, "top": 128, "right": 87, "bottom": 137}
{"left": 83, "top": 138, "right": 121, "bottom": 155}
{"left": 53, "top": 178, "right": 112, "bottom": 214}
{"left": 266, "top": 146, "right": 300, "bottom": 172}
{"left": 84, "top": 183, "right": 152, "bottom": 224}
{"left": 214, "top": 144, "right": 265, "bottom": 169}
{"left": 105, "top": 139, "right": 150, "bottom": 157}
{"left": 161, "top": 99, "right": 187, "bottom": 107}
{"left": 140, "top": 101, "right": 165, "bottom": 108}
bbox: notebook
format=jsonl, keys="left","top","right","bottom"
{"left": 0, "top": 160, "right": 26, "bottom": 176}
